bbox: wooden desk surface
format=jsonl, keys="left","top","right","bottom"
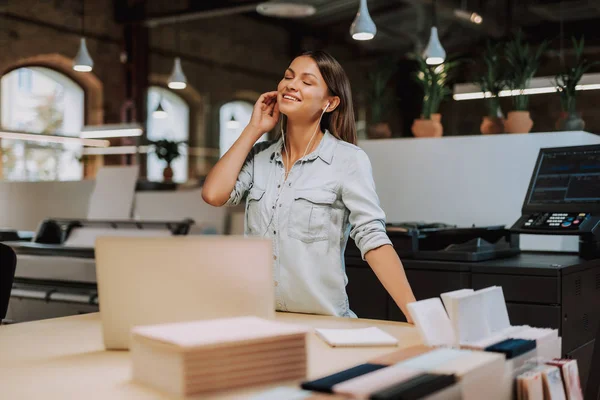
{"left": 0, "top": 312, "right": 420, "bottom": 399}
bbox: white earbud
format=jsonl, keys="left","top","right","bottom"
{"left": 323, "top": 101, "right": 330, "bottom": 111}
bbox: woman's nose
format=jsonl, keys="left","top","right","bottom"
{"left": 286, "top": 79, "right": 298, "bottom": 91}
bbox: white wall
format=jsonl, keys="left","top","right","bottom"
{"left": 3, "top": 131, "right": 599, "bottom": 251}
{"left": 359, "top": 131, "right": 600, "bottom": 251}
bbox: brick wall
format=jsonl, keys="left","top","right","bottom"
{"left": 0, "top": 1, "right": 375, "bottom": 178}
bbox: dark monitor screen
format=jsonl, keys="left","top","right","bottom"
{"left": 524, "top": 144, "right": 600, "bottom": 213}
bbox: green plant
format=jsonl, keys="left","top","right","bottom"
{"left": 504, "top": 31, "right": 548, "bottom": 111}
{"left": 476, "top": 41, "right": 507, "bottom": 118}
{"left": 367, "top": 55, "right": 399, "bottom": 124}
{"left": 555, "top": 36, "right": 599, "bottom": 114}
{"left": 412, "top": 54, "right": 460, "bottom": 119}
{"left": 147, "top": 138, "right": 186, "bottom": 165}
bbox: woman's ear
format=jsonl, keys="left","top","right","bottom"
{"left": 325, "top": 96, "right": 341, "bottom": 112}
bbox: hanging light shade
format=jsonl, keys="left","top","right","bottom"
{"left": 226, "top": 115, "right": 240, "bottom": 129}
{"left": 153, "top": 100, "right": 167, "bottom": 119}
{"left": 350, "top": 0, "right": 376, "bottom": 41}
{"left": 73, "top": 38, "right": 94, "bottom": 72}
{"left": 423, "top": 26, "right": 446, "bottom": 65}
{"left": 168, "top": 57, "right": 187, "bottom": 90}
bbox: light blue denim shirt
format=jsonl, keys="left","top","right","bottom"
{"left": 225, "top": 130, "right": 392, "bottom": 317}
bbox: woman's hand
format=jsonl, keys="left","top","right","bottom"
{"left": 248, "top": 91, "right": 280, "bottom": 136}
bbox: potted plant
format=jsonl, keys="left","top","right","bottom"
{"left": 147, "top": 138, "right": 186, "bottom": 182}
{"left": 366, "top": 55, "right": 399, "bottom": 139}
{"left": 555, "top": 36, "right": 598, "bottom": 131}
{"left": 504, "top": 31, "right": 548, "bottom": 133}
{"left": 411, "top": 54, "right": 459, "bottom": 137}
{"left": 476, "top": 41, "right": 507, "bottom": 134}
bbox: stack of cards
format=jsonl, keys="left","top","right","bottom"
{"left": 438, "top": 286, "right": 559, "bottom": 355}
{"left": 130, "top": 316, "right": 309, "bottom": 397}
{"left": 516, "top": 358, "right": 582, "bottom": 400}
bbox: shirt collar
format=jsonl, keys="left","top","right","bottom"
{"left": 272, "top": 130, "right": 336, "bottom": 165}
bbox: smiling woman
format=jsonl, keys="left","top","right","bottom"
{"left": 202, "top": 50, "right": 416, "bottom": 322}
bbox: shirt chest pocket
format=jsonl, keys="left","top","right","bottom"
{"left": 246, "top": 187, "right": 266, "bottom": 235}
{"left": 288, "top": 189, "right": 337, "bottom": 243}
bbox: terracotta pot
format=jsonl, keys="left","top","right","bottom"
{"left": 480, "top": 116, "right": 505, "bottom": 135}
{"left": 367, "top": 122, "right": 392, "bottom": 139}
{"left": 411, "top": 114, "right": 443, "bottom": 138}
{"left": 505, "top": 111, "right": 533, "bottom": 134}
{"left": 163, "top": 164, "right": 174, "bottom": 182}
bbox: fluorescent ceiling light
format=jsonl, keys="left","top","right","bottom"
{"left": 256, "top": 2, "right": 316, "bottom": 18}
{"left": 0, "top": 129, "right": 109, "bottom": 147}
{"left": 83, "top": 146, "right": 139, "bottom": 155}
{"left": 83, "top": 145, "right": 221, "bottom": 157}
{"left": 453, "top": 72, "right": 600, "bottom": 100}
{"left": 80, "top": 123, "right": 143, "bottom": 138}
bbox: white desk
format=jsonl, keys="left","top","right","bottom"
{"left": 0, "top": 312, "right": 420, "bottom": 399}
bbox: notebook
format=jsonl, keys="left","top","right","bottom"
{"left": 369, "top": 373, "right": 457, "bottom": 400}
{"left": 300, "top": 363, "right": 388, "bottom": 393}
{"left": 315, "top": 327, "right": 399, "bottom": 347}
{"left": 332, "top": 363, "right": 420, "bottom": 398}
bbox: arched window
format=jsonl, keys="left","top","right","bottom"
{"left": 0, "top": 67, "right": 84, "bottom": 181}
{"left": 219, "top": 100, "right": 267, "bottom": 158}
{"left": 146, "top": 86, "right": 189, "bottom": 183}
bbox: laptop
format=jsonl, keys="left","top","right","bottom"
{"left": 95, "top": 235, "right": 275, "bottom": 350}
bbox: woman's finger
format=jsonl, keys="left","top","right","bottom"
{"left": 270, "top": 102, "right": 280, "bottom": 118}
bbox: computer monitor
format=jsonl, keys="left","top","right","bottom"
{"left": 522, "top": 144, "right": 600, "bottom": 214}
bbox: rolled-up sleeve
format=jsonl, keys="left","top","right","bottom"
{"left": 223, "top": 147, "right": 256, "bottom": 207}
{"left": 342, "top": 149, "right": 392, "bottom": 260}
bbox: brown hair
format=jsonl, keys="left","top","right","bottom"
{"left": 278, "top": 50, "right": 357, "bottom": 145}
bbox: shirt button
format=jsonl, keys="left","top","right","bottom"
{"left": 274, "top": 281, "right": 278, "bottom": 287}
{"left": 273, "top": 255, "right": 277, "bottom": 260}
{"left": 273, "top": 230, "right": 276, "bottom": 235}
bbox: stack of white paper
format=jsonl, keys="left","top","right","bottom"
{"left": 407, "top": 298, "right": 456, "bottom": 347}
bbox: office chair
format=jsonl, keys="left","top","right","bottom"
{"left": 0, "top": 243, "right": 17, "bottom": 324}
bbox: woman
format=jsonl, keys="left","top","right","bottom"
{"left": 202, "top": 50, "right": 416, "bottom": 322}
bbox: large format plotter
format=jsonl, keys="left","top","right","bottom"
{"left": 4, "top": 218, "right": 194, "bottom": 322}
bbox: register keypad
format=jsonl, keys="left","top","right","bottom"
{"left": 524, "top": 212, "right": 588, "bottom": 230}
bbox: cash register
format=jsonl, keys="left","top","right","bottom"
{"left": 510, "top": 144, "right": 600, "bottom": 259}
